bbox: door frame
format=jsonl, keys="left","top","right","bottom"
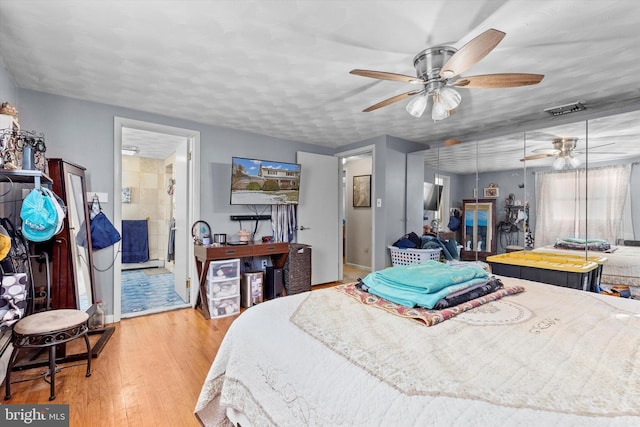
{"left": 336, "top": 145, "right": 376, "bottom": 273}
{"left": 113, "top": 117, "right": 200, "bottom": 322}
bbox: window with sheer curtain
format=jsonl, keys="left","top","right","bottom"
{"left": 534, "top": 164, "right": 631, "bottom": 247}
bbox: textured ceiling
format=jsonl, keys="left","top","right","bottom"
{"left": 1, "top": 0, "right": 640, "bottom": 158}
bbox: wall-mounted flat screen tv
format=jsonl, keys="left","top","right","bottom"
{"left": 231, "top": 157, "right": 301, "bottom": 205}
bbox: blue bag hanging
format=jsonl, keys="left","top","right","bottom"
{"left": 76, "top": 196, "right": 120, "bottom": 250}
{"left": 89, "top": 211, "right": 121, "bottom": 250}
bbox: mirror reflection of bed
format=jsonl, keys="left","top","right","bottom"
{"left": 423, "top": 108, "right": 640, "bottom": 297}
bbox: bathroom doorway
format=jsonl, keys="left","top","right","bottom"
{"left": 113, "top": 118, "right": 200, "bottom": 321}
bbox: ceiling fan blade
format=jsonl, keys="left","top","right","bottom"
{"left": 362, "top": 89, "right": 422, "bottom": 112}
{"left": 453, "top": 73, "right": 545, "bottom": 89}
{"left": 520, "top": 153, "right": 553, "bottom": 162}
{"left": 439, "top": 28, "right": 506, "bottom": 79}
{"left": 574, "top": 143, "right": 617, "bottom": 154}
{"left": 581, "top": 151, "right": 628, "bottom": 155}
{"left": 532, "top": 148, "right": 560, "bottom": 155}
{"left": 586, "top": 142, "right": 615, "bottom": 150}
{"left": 350, "top": 69, "right": 424, "bottom": 84}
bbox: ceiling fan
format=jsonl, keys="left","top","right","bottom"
{"left": 520, "top": 137, "right": 618, "bottom": 169}
{"left": 350, "top": 29, "right": 544, "bottom": 121}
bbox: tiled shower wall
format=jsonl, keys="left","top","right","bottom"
{"left": 121, "top": 155, "right": 174, "bottom": 270}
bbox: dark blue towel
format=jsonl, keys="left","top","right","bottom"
{"left": 122, "top": 220, "right": 149, "bottom": 263}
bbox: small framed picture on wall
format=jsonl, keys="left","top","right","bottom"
{"left": 483, "top": 187, "right": 499, "bottom": 198}
{"left": 353, "top": 175, "right": 371, "bottom": 207}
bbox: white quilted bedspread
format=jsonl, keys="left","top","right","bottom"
{"left": 195, "top": 277, "right": 640, "bottom": 426}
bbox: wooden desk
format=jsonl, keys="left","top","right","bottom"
{"left": 194, "top": 242, "right": 289, "bottom": 319}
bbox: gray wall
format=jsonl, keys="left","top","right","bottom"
{"left": 0, "top": 59, "right": 17, "bottom": 105}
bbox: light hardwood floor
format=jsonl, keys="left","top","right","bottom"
{"left": 3, "top": 266, "right": 368, "bottom": 427}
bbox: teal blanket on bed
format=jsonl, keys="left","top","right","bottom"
{"left": 362, "top": 260, "right": 489, "bottom": 308}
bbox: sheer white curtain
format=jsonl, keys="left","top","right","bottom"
{"left": 586, "top": 164, "right": 632, "bottom": 242}
{"left": 534, "top": 164, "right": 631, "bottom": 247}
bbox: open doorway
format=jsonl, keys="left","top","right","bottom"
{"left": 113, "top": 118, "right": 200, "bottom": 322}
{"left": 338, "top": 146, "right": 374, "bottom": 282}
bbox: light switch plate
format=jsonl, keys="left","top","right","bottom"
{"left": 376, "top": 198, "right": 382, "bottom": 208}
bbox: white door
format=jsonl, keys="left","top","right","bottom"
{"left": 173, "top": 138, "right": 189, "bottom": 302}
{"left": 296, "top": 151, "right": 340, "bottom": 285}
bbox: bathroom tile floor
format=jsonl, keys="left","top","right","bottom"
{"left": 121, "top": 269, "right": 186, "bottom": 316}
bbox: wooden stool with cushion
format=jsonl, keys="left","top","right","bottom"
{"left": 4, "top": 309, "right": 92, "bottom": 401}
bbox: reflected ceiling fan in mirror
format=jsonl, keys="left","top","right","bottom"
{"left": 350, "top": 29, "right": 544, "bottom": 121}
{"left": 520, "top": 136, "right": 620, "bottom": 170}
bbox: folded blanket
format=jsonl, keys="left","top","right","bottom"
{"left": 433, "top": 277, "right": 504, "bottom": 309}
{"left": 336, "top": 282, "right": 525, "bottom": 327}
{"left": 554, "top": 239, "right": 611, "bottom": 252}
{"left": 366, "top": 278, "right": 489, "bottom": 309}
{"left": 364, "top": 260, "right": 488, "bottom": 293}
{"left": 562, "top": 237, "right": 608, "bottom": 244}
{"left": 362, "top": 261, "right": 489, "bottom": 308}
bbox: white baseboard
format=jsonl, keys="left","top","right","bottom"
{"left": 121, "top": 258, "right": 165, "bottom": 270}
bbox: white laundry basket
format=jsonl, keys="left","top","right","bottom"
{"left": 388, "top": 246, "right": 442, "bottom": 266}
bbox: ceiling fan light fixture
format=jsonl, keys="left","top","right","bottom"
{"left": 552, "top": 157, "right": 566, "bottom": 170}
{"left": 438, "top": 87, "right": 461, "bottom": 110}
{"left": 569, "top": 156, "right": 581, "bottom": 168}
{"left": 406, "top": 94, "right": 428, "bottom": 117}
{"left": 431, "top": 96, "right": 449, "bottom": 121}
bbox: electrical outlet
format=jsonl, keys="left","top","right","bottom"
{"left": 261, "top": 259, "right": 268, "bottom": 269}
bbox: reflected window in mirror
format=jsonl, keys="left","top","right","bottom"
{"left": 461, "top": 198, "right": 497, "bottom": 260}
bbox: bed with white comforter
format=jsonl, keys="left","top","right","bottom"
{"left": 195, "top": 276, "right": 640, "bottom": 426}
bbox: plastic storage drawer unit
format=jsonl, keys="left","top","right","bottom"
{"left": 206, "top": 259, "right": 241, "bottom": 318}
{"left": 486, "top": 252, "right": 599, "bottom": 291}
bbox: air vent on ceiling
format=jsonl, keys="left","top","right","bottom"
{"left": 544, "top": 101, "right": 586, "bottom": 116}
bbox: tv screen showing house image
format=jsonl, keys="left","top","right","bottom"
{"left": 230, "top": 157, "right": 301, "bottom": 205}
